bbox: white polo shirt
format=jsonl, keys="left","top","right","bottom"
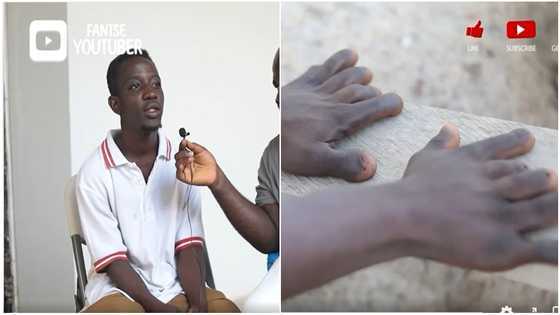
{"left": 75, "top": 128, "right": 205, "bottom": 307}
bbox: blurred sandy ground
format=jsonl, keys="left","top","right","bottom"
{"left": 282, "top": 2, "right": 558, "bottom": 129}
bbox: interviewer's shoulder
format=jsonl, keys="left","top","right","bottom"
{"left": 264, "top": 135, "right": 279, "bottom": 155}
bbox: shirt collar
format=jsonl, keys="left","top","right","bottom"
{"left": 101, "top": 129, "right": 172, "bottom": 169}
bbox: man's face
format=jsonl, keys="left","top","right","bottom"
{"left": 273, "top": 50, "right": 279, "bottom": 107}
{"left": 111, "top": 56, "right": 165, "bottom": 132}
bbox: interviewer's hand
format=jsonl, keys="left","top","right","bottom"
{"left": 281, "top": 49, "right": 403, "bottom": 182}
{"left": 175, "top": 139, "right": 219, "bottom": 187}
{"left": 401, "top": 124, "right": 558, "bottom": 270}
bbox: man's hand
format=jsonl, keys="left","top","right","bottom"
{"left": 105, "top": 261, "right": 183, "bottom": 313}
{"left": 281, "top": 123, "right": 557, "bottom": 298}
{"left": 188, "top": 300, "right": 208, "bottom": 313}
{"left": 146, "top": 302, "right": 183, "bottom": 313}
{"left": 175, "top": 139, "right": 219, "bottom": 187}
{"left": 401, "top": 124, "right": 558, "bottom": 270}
{"left": 281, "top": 49, "right": 403, "bottom": 182}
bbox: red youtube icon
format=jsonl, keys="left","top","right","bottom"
{"left": 506, "top": 20, "right": 536, "bottom": 39}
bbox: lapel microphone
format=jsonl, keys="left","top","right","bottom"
{"left": 179, "top": 128, "right": 189, "bottom": 139}
{"left": 178, "top": 127, "right": 202, "bottom": 303}
{"left": 179, "top": 128, "right": 191, "bottom": 152}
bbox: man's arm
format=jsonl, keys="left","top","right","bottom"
{"left": 210, "top": 168, "right": 279, "bottom": 253}
{"left": 282, "top": 126, "right": 557, "bottom": 298}
{"left": 176, "top": 245, "right": 207, "bottom": 312}
{"left": 281, "top": 182, "right": 410, "bottom": 298}
{"left": 106, "top": 261, "right": 180, "bottom": 312}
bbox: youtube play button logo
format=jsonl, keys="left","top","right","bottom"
{"left": 506, "top": 20, "right": 536, "bottom": 39}
{"left": 29, "top": 20, "right": 67, "bottom": 62}
{"left": 36, "top": 31, "right": 60, "bottom": 51}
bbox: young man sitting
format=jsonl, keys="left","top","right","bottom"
{"left": 76, "top": 49, "right": 239, "bottom": 312}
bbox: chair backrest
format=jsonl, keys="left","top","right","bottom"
{"left": 64, "top": 175, "right": 88, "bottom": 312}
{"left": 65, "top": 175, "right": 84, "bottom": 239}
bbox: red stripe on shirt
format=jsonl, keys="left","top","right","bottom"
{"left": 175, "top": 236, "right": 204, "bottom": 252}
{"left": 101, "top": 139, "right": 111, "bottom": 169}
{"left": 166, "top": 138, "right": 171, "bottom": 160}
{"left": 94, "top": 251, "right": 128, "bottom": 272}
{"left": 104, "top": 139, "right": 116, "bottom": 168}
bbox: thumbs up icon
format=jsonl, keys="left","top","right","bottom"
{"left": 466, "top": 20, "right": 484, "bottom": 38}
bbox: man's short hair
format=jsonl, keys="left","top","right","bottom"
{"left": 106, "top": 49, "right": 153, "bottom": 96}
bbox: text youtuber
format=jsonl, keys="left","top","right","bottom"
{"left": 73, "top": 24, "right": 143, "bottom": 55}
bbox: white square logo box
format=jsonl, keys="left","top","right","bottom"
{"left": 29, "top": 20, "right": 67, "bottom": 62}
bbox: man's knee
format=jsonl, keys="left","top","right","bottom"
{"left": 82, "top": 293, "right": 145, "bottom": 313}
{"left": 207, "top": 298, "right": 240, "bottom": 313}
{"left": 206, "top": 288, "right": 240, "bottom": 313}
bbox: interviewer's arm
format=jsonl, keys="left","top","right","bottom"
{"left": 210, "top": 168, "right": 279, "bottom": 253}
{"left": 175, "top": 141, "right": 279, "bottom": 253}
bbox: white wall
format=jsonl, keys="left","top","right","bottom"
{"left": 67, "top": 2, "right": 279, "bottom": 299}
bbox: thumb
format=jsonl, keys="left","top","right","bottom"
{"left": 185, "top": 140, "right": 208, "bottom": 154}
{"left": 179, "top": 139, "right": 188, "bottom": 151}
{"left": 424, "top": 123, "right": 460, "bottom": 151}
{"left": 310, "top": 143, "right": 377, "bottom": 182}
{"left": 475, "top": 20, "right": 481, "bottom": 28}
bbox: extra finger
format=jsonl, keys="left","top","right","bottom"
{"left": 505, "top": 192, "right": 557, "bottom": 232}
{"left": 495, "top": 169, "right": 557, "bottom": 201}
{"left": 483, "top": 160, "right": 528, "bottom": 179}
{"left": 512, "top": 239, "right": 558, "bottom": 266}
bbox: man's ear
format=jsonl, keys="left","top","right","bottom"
{"left": 108, "top": 96, "right": 121, "bottom": 115}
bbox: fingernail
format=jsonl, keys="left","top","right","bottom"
{"left": 442, "top": 122, "right": 454, "bottom": 131}
{"left": 511, "top": 128, "right": 533, "bottom": 141}
{"left": 545, "top": 170, "right": 558, "bottom": 189}
{"left": 346, "top": 152, "right": 376, "bottom": 182}
{"left": 384, "top": 93, "right": 404, "bottom": 113}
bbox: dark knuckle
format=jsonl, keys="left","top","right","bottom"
{"left": 493, "top": 205, "right": 513, "bottom": 223}
{"left": 481, "top": 162, "right": 495, "bottom": 176}
{"left": 350, "top": 85, "right": 365, "bottom": 97}
{"left": 516, "top": 161, "right": 528, "bottom": 171}
{"left": 487, "top": 235, "right": 512, "bottom": 255}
